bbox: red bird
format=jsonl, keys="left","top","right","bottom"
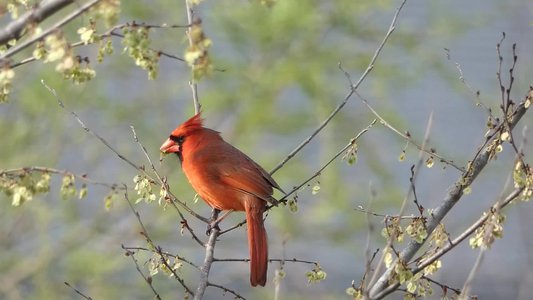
{"left": 160, "top": 113, "right": 283, "bottom": 287}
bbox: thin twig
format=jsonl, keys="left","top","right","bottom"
{"left": 121, "top": 246, "right": 200, "bottom": 269}
{"left": 354, "top": 206, "right": 419, "bottom": 220}
{"left": 361, "top": 97, "right": 462, "bottom": 171}
{"left": 122, "top": 245, "right": 162, "bottom": 300}
{"left": 207, "top": 282, "right": 246, "bottom": 300}
{"left": 459, "top": 245, "right": 485, "bottom": 298}
{"left": 496, "top": 33, "right": 507, "bottom": 113}
{"left": 214, "top": 257, "right": 318, "bottom": 265}
{"left": 444, "top": 48, "right": 489, "bottom": 112}
{"left": 0, "top": 166, "right": 125, "bottom": 190}
{"left": 184, "top": 0, "right": 201, "bottom": 113}
{"left": 269, "top": 0, "right": 407, "bottom": 175}
{"left": 361, "top": 182, "right": 376, "bottom": 297}
{"left": 366, "top": 112, "right": 434, "bottom": 292}
{"left": 279, "top": 120, "right": 376, "bottom": 202}
{"left": 422, "top": 276, "right": 461, "bottom": 295}
{"left": 124, "top": 192, "right": 195, "bottom": 295}
{"left": 155, "top": 245, "right": 195, "bottom": 295}
{"left": 41, "top": 80, "right": 140, "bottom": 171}
{"left": 64, "top": 281, "right": 93, "bottom": 300}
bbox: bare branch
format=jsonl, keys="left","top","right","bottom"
{"left": 121, "top": 246, "right": 200, "bottom": 270}
{"left": 0, "top": 166, "right": 125, "bottom": 190}
{"left": 368, "top": 88, "right": 531, "bottom": 298}
{"left": 366, "top": 111, "right": 435, "bottom": 291}
{"left": 41, "top": 80, "right": 141, "bottom": 171}
{"left": 124, "top": 192, "right": 195, "bottom": 295}
{"left": 64, "top": 281, "right": 93, "bottom": 300}
{"left": 194, "top": 227, "right": 219, "bottom": 300}
{"left": 269, "top": 0, "right": 407, "bottom": 175}
{"left": 0, "top": 0, "right": 74, "bottom": 46}
{"left": 122, "top": 245, "right": 162, "bottom": 300}
{"left": 461, "top": 117, "right": 525, "bottom": 298}
{"left": 214, "top": 257, "right": 318, "bottom": 265}
{"left": 422, "top": 276, "right": 461, "bottom": 296}
{"left": 460, "top": 244, "right": 485, "bottom": 298}
{"left": 354, "top": 206, "right": 419, "bottom": 220}
{"left": 496, "top": 32, "right": 506, "bottom": 111}
{"left": 185, "top": 0, "right": 201, "bottom": 113}
{"left": 361, "top": 97, "right": 463, "bottom": 171}
{"left": 0, "top": 0, "right": 103, "bottom": 61}
{"left": 207, "top": 282, "right": 246, "bottom": 300}
{"left": 444, "top": 48, "right": 488, "bottom": 111}
{"left": 278, "top": 119, "right": 376, "bottom": 202}
{"left": 361, "top": 182, "right": 377, "bottom": 297}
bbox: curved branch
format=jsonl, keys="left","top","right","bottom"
{"left": 270, "top": 0, "right": 407, "bottom": 175}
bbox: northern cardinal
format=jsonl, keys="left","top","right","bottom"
{"left": 160, "top": 113, "right": 283, "bottom": 286}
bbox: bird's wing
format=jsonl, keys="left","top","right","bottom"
{"left": 212, "top": 146, "right": 281, "bottom": 205}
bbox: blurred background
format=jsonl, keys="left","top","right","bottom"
{"left": 1, "top": 0, "right": 533, "bottom": 299}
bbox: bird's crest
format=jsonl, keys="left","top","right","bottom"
{"left": 171, "top": 112, "right": 204, "bottom": 136}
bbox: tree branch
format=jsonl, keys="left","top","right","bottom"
{"left": 9, "top": 21, "right": 189, "bottom": 69}
{"left": 184, "top": 0, "right": 201, "bottom": 113}
{"left": 207, "top": 282, "right": 246, "bottom": 300}
{"left": 0, "top": 166, "right": 125, "bottom": 190}
{"left": 124, "top": 192, "right": 195, "bottom": 296}
{"left": 194, "top": 227, "right": 219, "bottom": 300}
{"left": 64, "top": 281, "right": 93, "bottom": 300}
{"left": 0, "top": 0, "right": 74, "bottom": 47}
{"left": 269, "top": 0, "right": 407, "bottom": 175}
{"left": 368, "top": 87, "right": 532, "bottom": 299}
{"left": 367, "top": 111, "right": 434, "bottom": 290}
{"left": 361, "top": 97, "right": 463, "bottom": 171}
{"left": 122, "top": 245, "right": 162, "bottom": 300}
{"left": 0, "top": 0, "right": 102, "bottom": 61}
{"left": 375, "top": 186, "right": 523, "bottom": 299}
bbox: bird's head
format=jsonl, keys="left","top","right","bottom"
{"left": 160, "top": 112, "right": 204, "bottom": 158}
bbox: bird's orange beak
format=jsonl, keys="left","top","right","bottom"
{"left": 160, "top": 138, "right": 180, "bottom": 154}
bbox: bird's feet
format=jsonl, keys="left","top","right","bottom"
{"left": 205, "top": 222, "right": 221, "bottom": 235}
{"left": 205, "top": 208, "right": 221, "bottom": 235}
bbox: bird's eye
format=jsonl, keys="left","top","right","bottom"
{"left": 170, "top": 135, "right": 185, "bottom": 144}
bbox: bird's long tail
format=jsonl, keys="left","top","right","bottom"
{"left": 244, "top": 198, "right": 268, "bottom": 287}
